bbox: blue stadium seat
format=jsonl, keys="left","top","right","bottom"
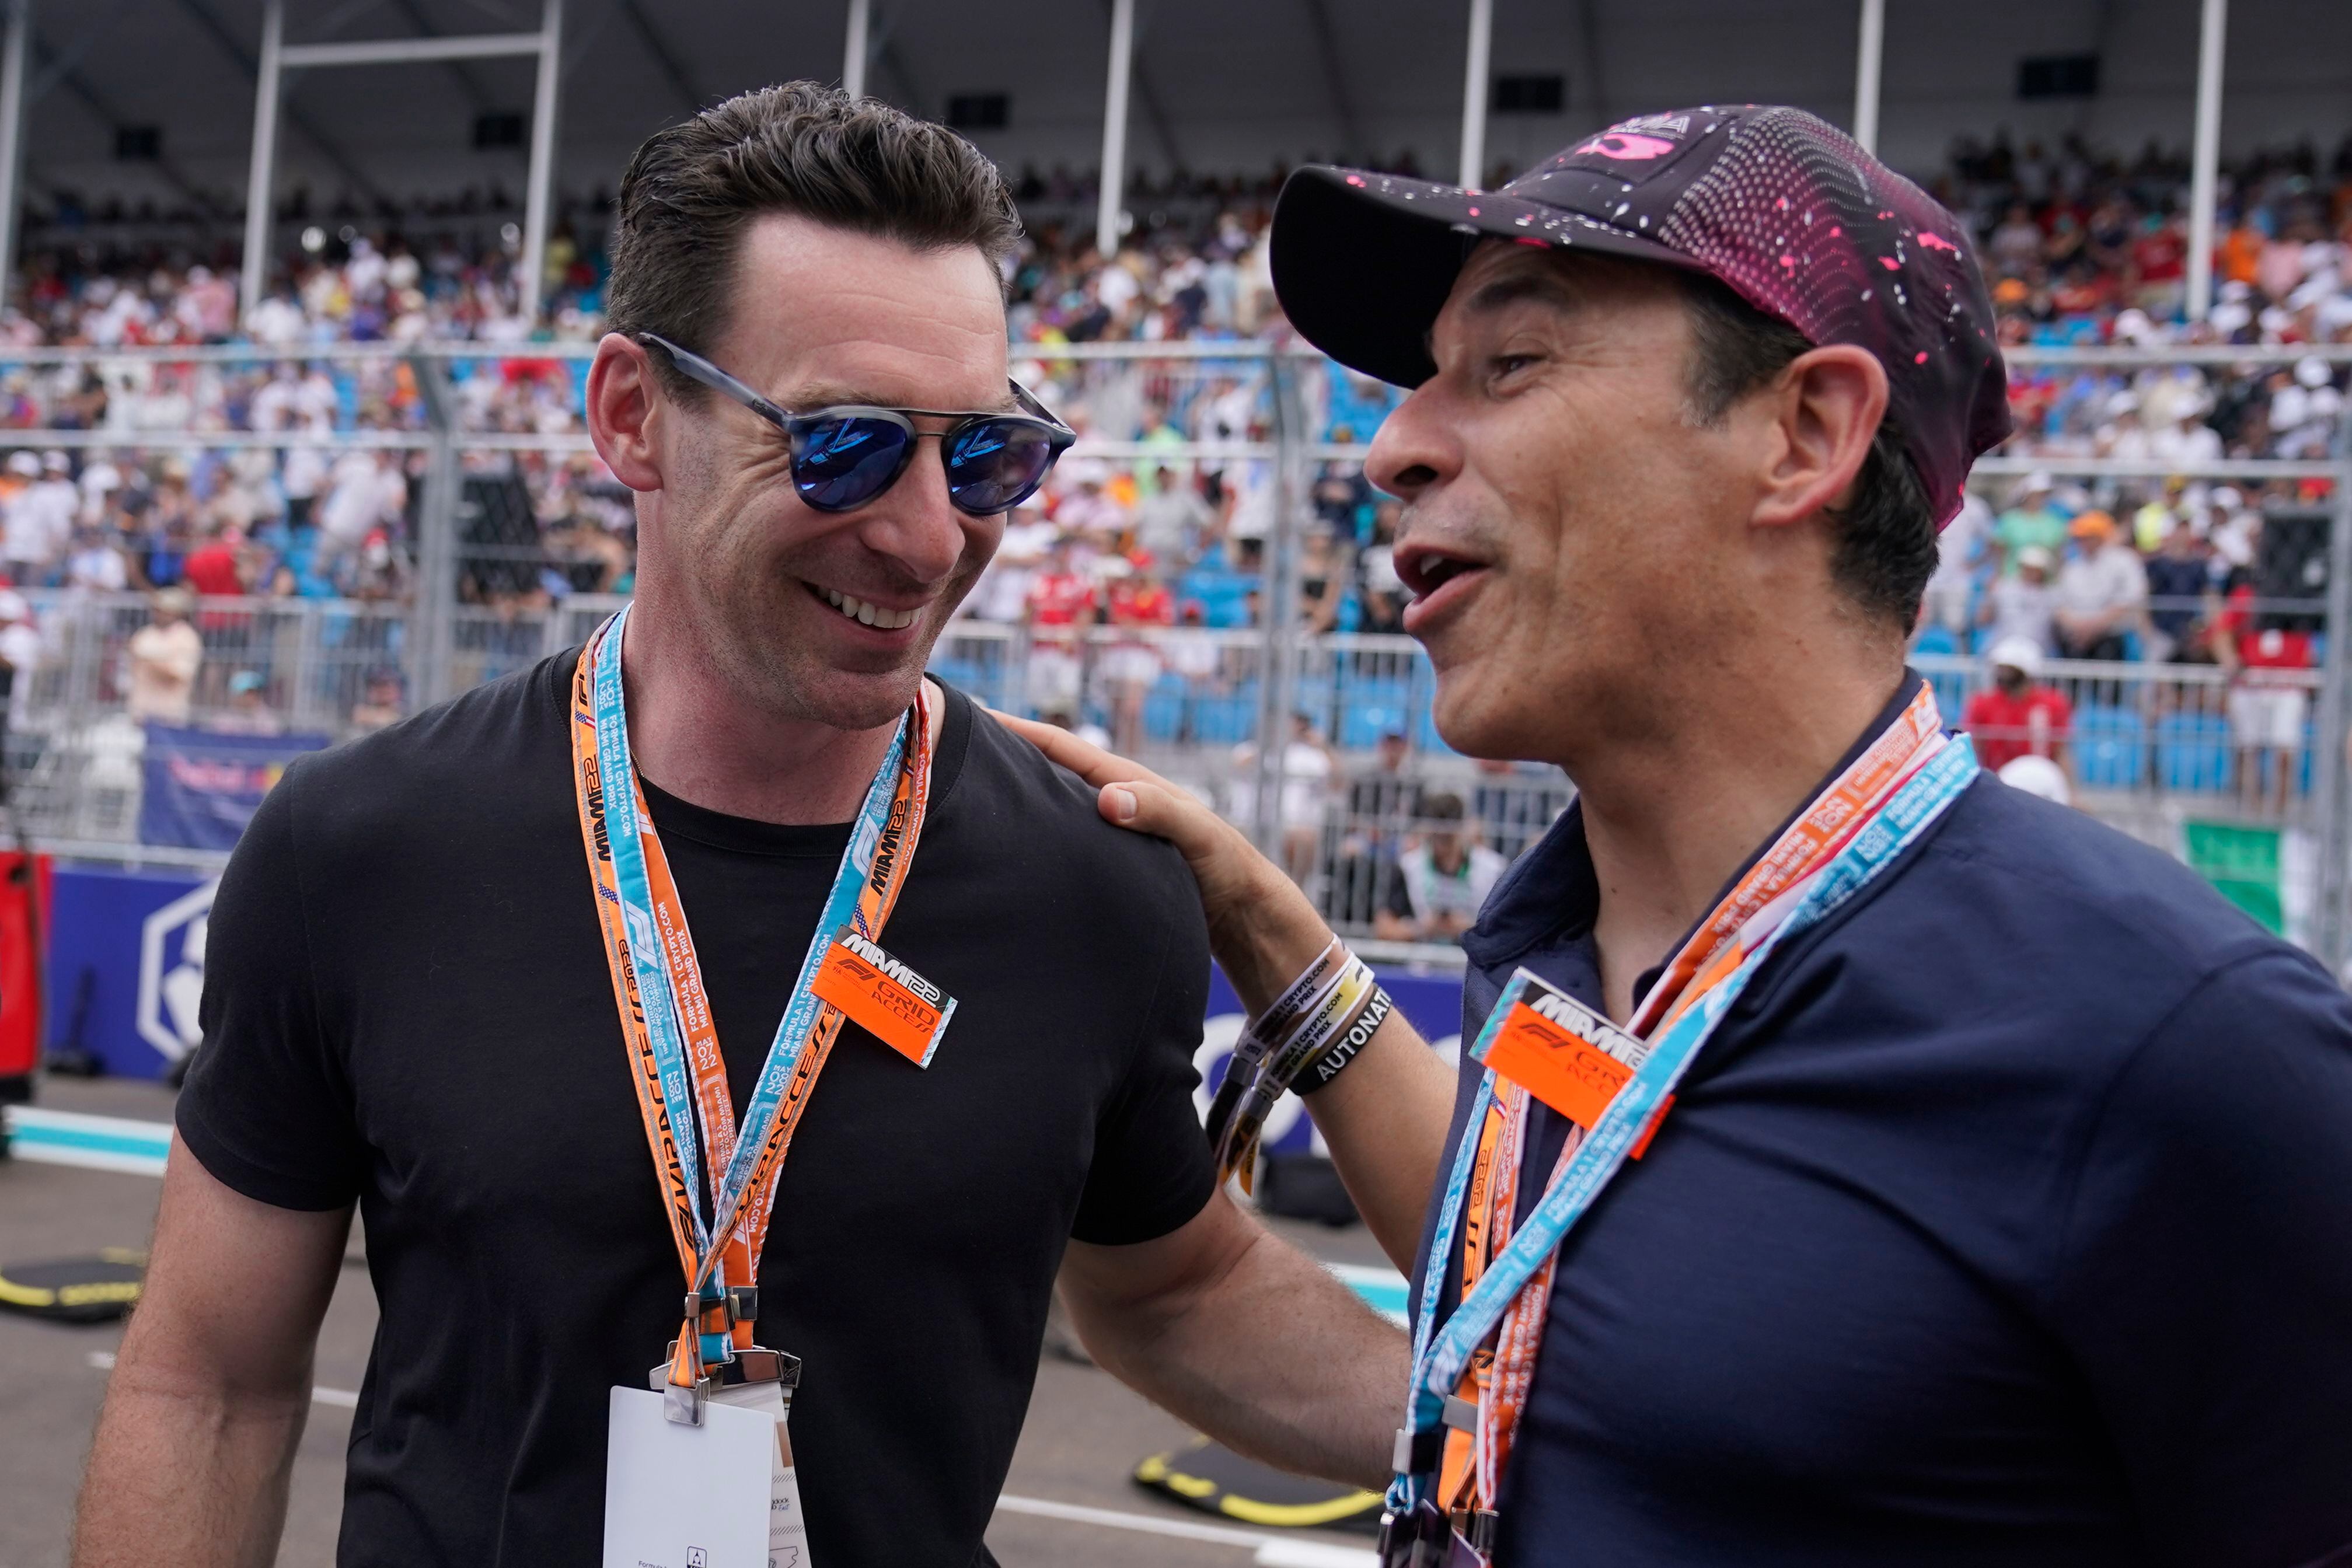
{"left": 1190, "top": 679, "right": 1259, "bottom": 744}
{"left": 1143, "top": 673, "right": 1188, "bottom": 741}
{"left": 2072, "top": 705, "right": 2145, "bottom": 790}
{"left": 1911, "top": 626, "right": 1957, "bottom": 657}
{"left": 1338, "top": 677, "right": 1414, "bottom": 749}
{"left": 2154, "top": 710, "right": 2229, "bottom": 792}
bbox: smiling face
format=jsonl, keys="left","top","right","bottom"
{"left": 1364, "top": 243, "right": 1765, "bottom": 764}
{"left": 636, "top": 214, "right": 1011, "bottom": 732}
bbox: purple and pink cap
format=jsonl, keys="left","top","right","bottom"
{"left": 1269, "top": 104, "right": 2011, "bottom": 526}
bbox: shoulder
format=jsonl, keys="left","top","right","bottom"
{"left": 271, "top": 648, "right": 573, "bottom": 854}
{"left": 937, "top": 686, "right": 1203, "bottom": 914}
{"left": 1833, "top": 773, "right": 2299, "bottom": 1018}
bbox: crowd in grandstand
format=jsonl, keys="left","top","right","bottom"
{"left": 0, "top": 131, "right": 2347, "bottom": 919}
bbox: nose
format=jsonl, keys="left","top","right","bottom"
{"left": 1365, "top": 381, "right": 1461, "bottom": 504}
{"left": 852, "top": 436, "right": 972, "bottom": 588}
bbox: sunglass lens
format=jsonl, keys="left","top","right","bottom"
{"left": 794, "top": 417, "right": 914, "bottom": 511}
{"left": 944, "top": 420, "right": 1059, "bottom": 515}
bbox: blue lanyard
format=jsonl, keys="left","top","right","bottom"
{"left": 588, "top": 605, "right": 909, "bottom": 1267}
{"left": 1395, "top": 734, "right": 1981, "bottom": 1508}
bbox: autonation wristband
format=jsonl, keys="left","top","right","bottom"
{"left": 1382, "top": 689, "right": 1978, "bottom": 1566}
{"left": 1208, "top": 942, "right": 1394, "bottom": 1188}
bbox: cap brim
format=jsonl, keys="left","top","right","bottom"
{"left": 1270, "top": 166, "right": 1705, "bottom": 387}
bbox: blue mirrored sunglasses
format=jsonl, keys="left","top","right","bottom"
{"left": 639, "top": 334, "right": 1077, "bottom": 516}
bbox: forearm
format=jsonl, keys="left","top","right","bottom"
{"left": 74, "top": 1143, "right": 350, "bottom": 1568}
{"left": 1066, "top": 1222, "right": 1403, "bottom": 1488}
{"left": 1209, "top": 857, "right": 1453, "bottom": 1267}
{"left": 1303, "top": 1016, "right": 1457, "bottom": 1272}
{"left": 74, "top": 1363, "right": 310, "bottom": 1567}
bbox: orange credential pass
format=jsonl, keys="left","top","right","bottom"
{"left": 809, "top": 927, "right": 957, "bottom": 1068}
{"left": 1481, "top": 1002, "right": 1635, "bottom": 1135}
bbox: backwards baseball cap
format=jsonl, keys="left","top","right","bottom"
{"left": 1270, "top": 104, "right": 2011, "bottom": 527}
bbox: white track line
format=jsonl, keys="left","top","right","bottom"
{"left": 54, "top": 1117, "right": 1383, "bottom": 1563}
{"left": 990, "top": 1494, "right": 1372, "bottom": 1564}
{"left": 78, "top": 1354, "right": 1369, "bottom": 1562}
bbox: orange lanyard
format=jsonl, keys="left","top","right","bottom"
{"left": 570, "top": 611, "right": 936, "bottom": 1379}
{"left": 1450, "top": 685, "right": 1949, "bottom": 1510}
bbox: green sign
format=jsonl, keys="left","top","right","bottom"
{"left": 2183, "top": 819, "right": 2284, "bottom": 935}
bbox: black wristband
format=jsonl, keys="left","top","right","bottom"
{"left": 1293, "top": 987, "right": 1393, "bottom": 1095}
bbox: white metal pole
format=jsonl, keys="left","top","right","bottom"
{"left": 1095, "top": 0, "right": 1133, "bottom": 259}
{"left": 842, "top": 0, "right": 870, "bottom": 99}
{"left": 520, "top": 0, "right": 564, "bottom": 327}
{"left": 1458, "top": 0, "right": 1492, "bottom": 188}
{"left": 2186, "top": 0, "right": 2227, "bottom": 323}
{"left": 1852, "top": 0, "right": 1885, "bottom": 155}
{"left": 0, "top": 1, "right": 31, "bottom": 315}
{"left": 240, "top": 0, "right": 285, "bottom": 325}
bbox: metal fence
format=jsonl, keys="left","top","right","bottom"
{"left": 0, "top": 340, "right": 2347, "bottom": 971}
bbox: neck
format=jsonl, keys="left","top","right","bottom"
{"left": 616, "top": 602, "right": 916, "bottom": 827}
{"left": 1571, "top": 651, "right": 1904, "bottom": 1024}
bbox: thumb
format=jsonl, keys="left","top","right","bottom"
{"left": 1097, "top": 778, "right": 1234, "bottom": 864}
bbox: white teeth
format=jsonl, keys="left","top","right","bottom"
{"left": 818, "top": 586, "right": 916, "bottom": 630}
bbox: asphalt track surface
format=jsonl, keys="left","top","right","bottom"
{"left": 0, "top": 1077, "right": 1388, "bottom": 1568}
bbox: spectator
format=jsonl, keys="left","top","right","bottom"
{"left": 1102, "top": 557, "right": 1173, "bottom": 754}
{"left": 1133, "top": 464, "right": 1210, "bottom": 564}
{"left": 1, "top": 451, "right": 53, "bottom": 584}
{"left": 0, "top": 589, "right": 36, "bottom": 733}
{"left": 971, "top": 507, "right": 1052, "bottom": 624}
{"left": 124, "top": 586, "right": 202, "bottom": 725}
{"left": 1995, "top": 753, "right": 2074, "bottom": 809}
{"left": 1979, "top": 543, "right": 2059, "bottom": 654}
{"left": 1023, "top": 537, "right": 1095, "bottom": 714}
{"left": 1472, "top": 755, "right": 1575, "bottom": 862}
{"left": 2143, "top": 519, "right": 2212, "bottom": 660}
{"left": 1374, "top": 792, "right": 1506, "bottom": 946}
{"left": 64, "top": 523, "right": 128, "bottom": 592}
{"left": 209, "top": 669, "right": 284, "bottom": 736}
{"left": 1962, "top": 638, "right": 2075, "bottom": 783}
{"left": 1995, "top": 473, "right": 2067, "bottom": 568}
{"left": 2220, "top": 614, "right": 2315, "bottom": 820}
{"left": 2053, "top": 511, "right": 2145, "bottom": 662}
{"left": 1229, "top": 711, "right": 1334, "bottom": 888}
{"left": 348, "top": 668, "right": 406, "bottom": 735}
{"left": 182, "top": 523, "right": 247, "bottom": 598}
{"left": 1326, "top": 730, "right": 1423, "bottom": 929}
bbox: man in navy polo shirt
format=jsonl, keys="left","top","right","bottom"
{"left": 1014, "top": 105, "right": 2352, "bottom": 1567}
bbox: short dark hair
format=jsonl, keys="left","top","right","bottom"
{"left": 605, "top": 82, "right": 1022, "bottom": 398}
{"left": 1675, "top": 272, "right": 1937, "bottom": 633}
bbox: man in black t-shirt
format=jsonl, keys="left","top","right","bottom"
{"left": 74, "top": 87, "right": 1403, "bottom": 1568}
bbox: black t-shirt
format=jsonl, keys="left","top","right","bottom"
{"left": 1416, "top": 680, "right": 2352, "bottom": 1566}
{"left": 177, "top": 652, "right": 1217, "bottom": 1568}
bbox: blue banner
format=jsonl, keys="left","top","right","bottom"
{"left": 1201, "top": 965, "right": 1465, "bottom": 1155}
{"left": 44, "top": 862, "right": 214, "bottom": 1078}
{"left": 137, "top": 725, "right": 330, "bottom": 850}
{"left": 43, "top": 856, "right": 1476, "bottom": 1106}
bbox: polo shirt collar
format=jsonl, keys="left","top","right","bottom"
{"left": 1463, "top": 670, "right": 1931, "bottom": 979}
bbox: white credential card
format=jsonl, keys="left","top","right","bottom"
{"left": 603, "top": 1385, "right": 774, "bottom": 1568}
{"left": 708, "top": 1380, "right": 815, "bottom": 1568}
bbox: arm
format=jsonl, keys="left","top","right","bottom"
{"left": 73, "top": 1137, "right": 351, "bottom": 1568}
{"left": 1059, "top": 1189, "right": 1403, "bottom": 1487}
{"left": 996, "top": 712, "right": 1453, "bottom": 1271}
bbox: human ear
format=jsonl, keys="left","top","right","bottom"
{"left": 1750, "top": 345, "right": 1889, "bottom": 532}
{"left": 585, "top": 333, "right": 666, "bottom": 494}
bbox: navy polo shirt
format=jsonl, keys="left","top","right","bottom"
{"left": 1417, "top": 679, "right": 2352, "bottom": 1567}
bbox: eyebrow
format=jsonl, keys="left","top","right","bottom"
{"left": 784, "top": 381, "right": 1021, "bottom": 416}
{"left": 1424, "top": 261, "right": 1590, "bottom": 362}
{"left": 1459, "top": 266, "right": 1589, "bottom": 320}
